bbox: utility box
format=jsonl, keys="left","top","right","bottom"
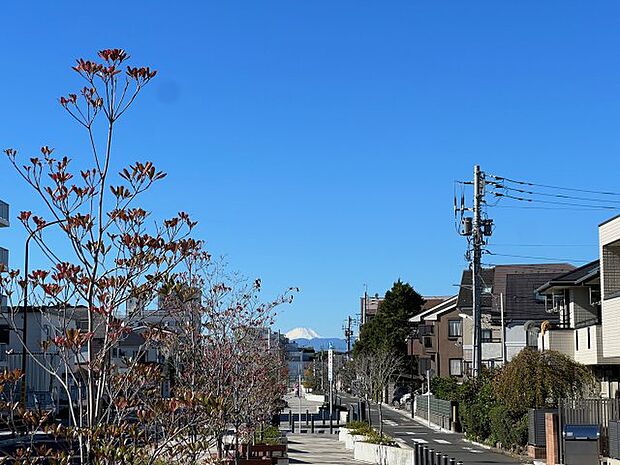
{"left": 563, "top": 424, "right": 600, "bottom": 465}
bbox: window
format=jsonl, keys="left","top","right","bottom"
{"left": 0, "top": 326, "right": 9, "bottom": 345}
{"left": 448, "top": 320, "right": 462, "bottom": 338}
{"left": 449, "top": 359, "right": 462, "bottom": 376}
{"left": 419, "top": 358, "right": 431, "bottom": 373}
{"left": 482, "top": 329, "right": 492, "bottom": 343}
{"left": 424, "top": 337, "right": 433, "bottom": 348}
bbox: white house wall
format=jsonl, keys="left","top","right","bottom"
{"left": 600, "top": 217, "right": 620, "bottom": 358}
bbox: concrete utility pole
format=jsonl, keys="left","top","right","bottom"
{"left": 343, "top": 316, "right": 353, "bottom": 358}
{"left": 471, "top": 165, "right": 484, "bottom": 377}
{"left": 457, "top": 165, "right": 492, "bottom": 377}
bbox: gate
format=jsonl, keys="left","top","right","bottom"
{"left": 559, "top": 397, "right": 620, "bottom": 458}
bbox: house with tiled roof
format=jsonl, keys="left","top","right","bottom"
{"left": 456, "top": 263, "right": 574, "bottom": 374}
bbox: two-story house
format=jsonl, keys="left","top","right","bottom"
{"left": 535, "top": 260, "right": 620, "bottom": 396}
{"left": 457, "top": 263, "right": 574, "bottom": 374}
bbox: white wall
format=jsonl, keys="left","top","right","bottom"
{"left": 600, "top": 217, "right": 620, "bottom": 358}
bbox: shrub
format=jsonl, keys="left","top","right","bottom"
{"left": 488, "top": 404, "right": 528, "bottom": 450}
{"left": 431, "top": 376, "right": 460, "bottom": 401}
{"left": 363, "top": 429, "right": 398, "bottom": 446}
{"left": 457, "top": 369, "right": 496, "bottom": 442}
{"left": 346, "top": 421, "right": 373, "bottom": 436}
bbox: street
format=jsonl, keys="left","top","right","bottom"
{"left": 340, "top": 394, "right": 526, "bottom": 465}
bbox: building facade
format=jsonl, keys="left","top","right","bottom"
{"left": 408, "top": 296, "right": 463, "bottom": 378}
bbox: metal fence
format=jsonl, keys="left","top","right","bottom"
{"left": 414, "top": 394, "right": 456, "bottom": 431}
{"left": 559, "top": 397, "right": 620, "bottom": 457}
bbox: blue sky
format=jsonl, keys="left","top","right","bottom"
{"left": 1, "top": 1, "right": 620, "bottom": 337}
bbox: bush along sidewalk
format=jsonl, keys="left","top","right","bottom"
{"left": 430, "top": 349, "right": 594, "bottom": 455}
{"left": 345, "top": 421, "right": 398, "bottom": 447}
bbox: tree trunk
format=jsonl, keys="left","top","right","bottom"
{"left": 378, "top": 402, "right": 383, "bottom": 436}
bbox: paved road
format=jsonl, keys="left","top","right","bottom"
{"left": 341, "top": 394, "right": 528, "bottom": 465}
{"left": 288, "top": 433, "right": 357, "bottom": 465}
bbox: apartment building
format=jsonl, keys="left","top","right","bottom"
{"left": 408, "top": 296, "right": 463, "bottom": 378}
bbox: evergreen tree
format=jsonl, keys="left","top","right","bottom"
{"left": 354, "top": 280, "right": 424, "bottom": 356}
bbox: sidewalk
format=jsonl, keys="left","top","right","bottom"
{"left": 287, "top": 433, "right": 359, "bottom": 464}
{"left": 284, "top": 392, "right": 324, "bottom": 414}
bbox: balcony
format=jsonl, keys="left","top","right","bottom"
{"left": 0, "top": 247, "right": 7, "bottom": 268}
{"left": 0, "top": 200, "right": 8, "bottom": 227}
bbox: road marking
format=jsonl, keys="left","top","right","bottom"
{"left": 412, "top": 438, "right": 428, "bottom": 444}
{"left": 462, "top": 447, "right": 483, "bottom": 454}
{"left": 434, "top": 439, "right": 451, "bottom": 444}
{"left": 385, "top": 420, "right": 398, "bottom": 426}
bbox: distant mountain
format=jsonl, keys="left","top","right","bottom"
{"left": 293, "top": 337, "right": 348, "bottom": 353}
{"left": 286, "top": 327, "right": 321, "bottom": 340}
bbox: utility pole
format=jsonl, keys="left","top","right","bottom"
{"left": 471, "top": 164, "right": 484, "bottom": 377}
{"left": 457, "top": 165, "right": 492, "bottom": 377}
{"left": 343, "top": 316, "right": 354, "bottom": 359}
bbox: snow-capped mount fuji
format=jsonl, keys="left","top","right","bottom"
{"left": 285, "top": 327, "right": 347, "bottom": 352}
{"left": 286, "top": 327, "right": 321, "bottom": 340}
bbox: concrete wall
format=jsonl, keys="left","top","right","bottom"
{"left": 353, "top": 440, "right": 414, "bottom": 465}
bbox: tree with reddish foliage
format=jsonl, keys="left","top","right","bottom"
{"left": 0, "top": 48, "right": 295, "bottom": 465}
{"left": 1, "top": 49, "right": 201, "bottom": 464}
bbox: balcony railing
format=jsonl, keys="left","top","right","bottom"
{"left": 0, "top": 200, "right": 8, "bottom": 227}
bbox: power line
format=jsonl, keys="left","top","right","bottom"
{"left": 490, "top": 192, "right": 620, "bottom": 210}
{"left": 490, "top": 175, "right": 620, "bottom": 197}
{"left": 486, "top": 251, "right": 590, "bottom": 263}
{"left": 488, "top": 182, "right": 620, "bottom": 205}
{"left": 491, "top": 204, "right": 616, "bottom": 211}
{"left": 489, "top": 243, "right": 597, "bottom": 248}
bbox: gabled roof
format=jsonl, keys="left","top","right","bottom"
{"left": 411, "top": 295, "right": 458, "bottom": 323}
{"left": 456, "top": 263, "right": 575, "bottom": 321}
{"left": 422, "top": 296, "right": 452, "bottom": 311}
{"left": 536, "top": 260, "right": 600, "bottom": 293}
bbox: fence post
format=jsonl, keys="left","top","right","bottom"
{"left": 306, "top": 409, "right": 309, "bottom": 427}
{"left": 435, "top": 451, "right": 442, "bottom": 464}
{"left": 448, "top": 459, "right": 455, "bottom": 465}
{"left": 291, "top": 416, "right": 295, "bottom": 433}
{"left": 323, "top": 409, "right": 326, "bottom": 426}
{"left": 441, "top": 454, "right": 448, "bottom": 465}
{"left": 414, "top": 443, "right": 419, "bottom": 464}
{"left": 289, "top": 409, "right": 293, "bottom": 430}
{"left": 422, "top": 446, "right": 428, "bottom": 465}
{"left": 329, "top": 417, "right": 333, "bottom": 434}
{"left": 311, "top": 416, "right": 314, "bottom": 433}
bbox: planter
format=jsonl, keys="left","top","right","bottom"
{"left": 354, "top": 441, "right": 414, "bottom": 465}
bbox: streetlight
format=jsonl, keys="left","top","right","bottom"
{"left": 21, "top": 218, "right": 65, "bottom": 404}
